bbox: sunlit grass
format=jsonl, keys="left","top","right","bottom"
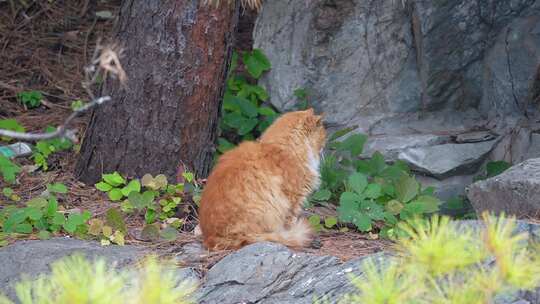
{"left": 0, "top": 254, "right": 196, "bottom": 304}
{"left": 343, "top": 212, "right": 540, "bottom": 304}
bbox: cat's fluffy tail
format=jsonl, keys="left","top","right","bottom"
{"left": 250, "top": 218, "right": 313, "bottom": 249}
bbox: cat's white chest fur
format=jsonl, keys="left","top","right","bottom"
{"left": 307, "top": 146, "right": 321, "bottom": 189}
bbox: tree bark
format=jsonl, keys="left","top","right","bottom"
{"left": 76, "top": 0, "right": 238, "bottom": 184}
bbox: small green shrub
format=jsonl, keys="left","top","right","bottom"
{"left": 342, "top": 213, "right": 540, "bottom": 303}
{"left": 0, "top": 254, "right": 196, "bottom": 304}
{"left": 0, "top": 183, "right": 91, "bottom": 239}
{"left": 310, "top": 129, "right": 440, "bottom": 237}
{"left": 474, "top": 160, "right": 512, "bottom": 182}
{"left": 217, "top": 49, "right": 278, "bottom": 153}
{"left": 0, "top": 155, "right": 21, "bottom": 184}
{"left": 95, "top": 171, "right": 201, "bottom": 241}
{"left": 17, "top": 90, "right": 43, "bottom": 109}
{"left": 32, "top": 126, "right": 73, "bottom": 171}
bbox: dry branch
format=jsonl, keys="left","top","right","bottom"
{"left": 0, "top": 40, "right": 125, "bottom": 142}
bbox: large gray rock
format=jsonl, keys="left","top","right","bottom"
{"left": 197, "top": 242, "right": 378, "bottom": 304}
{"left": 398, "top": 140, "right": 497, "bottom": 179}
{"left": 467, "top": 158, "right": 540, "bottom": 217}
{"left": 0, "top": 238, "right": 145, "bottom": 301}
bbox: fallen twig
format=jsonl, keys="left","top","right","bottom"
{"left": 0, "top": 96, "right": 111, "bottom": 142}
{"left": 0, "top": 38, "right": 125, "bottom": 143}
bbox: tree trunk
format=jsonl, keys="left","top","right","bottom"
{"left": 76, "top": 0, "right": 239, "bottom": 184}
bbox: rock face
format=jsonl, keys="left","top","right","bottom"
{"left": 0, "top": 238, "right": 145, "bottom": 301}
{"left": 254, "top": 0, "right": 540, "bottom": 128}
{"left": 253, "top": 0, "right": 540, "bottom": 197}
{"left": 467, "top": 158, "right": 540, "bottom": 217}
{"left": 197, "top": 242, "right": 373, "bottom": 304}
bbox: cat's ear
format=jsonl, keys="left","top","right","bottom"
{"left": 305, "top": 108, "right": 315, "bottom": 115}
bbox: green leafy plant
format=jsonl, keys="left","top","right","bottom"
{"left": 293, "top": 88, "right": 310, "bottom": 110}
{"left": 310, "top": 129, "right": 440, "bottom": 237}
{"left": 0, "top": 155, "right": 21, "bottom": 184}
{"left": 218, "top": 49, "right": 278, "bottom": 154}
{"left": 474, "top": 160, "right": 512, "bottom": 182}
{"left": 31, "top": 126, "right": 73, "bottom": 171}
{"left": 0, "top": 254, "right": 196, "bottom": 304}
{"left": 95, "top": 171, "right": 201, "bottom": 241}
{"left": 17, "top": 90, "right": 43, "bottom": 109}
{"left": 70, "top": 99, "right": 85, "bottom": 111}
{"left": 341, "top": 213, "right": 540, "bottom": 304}
{"left": 0, "top": 183, "right": 90, "bottom": 238}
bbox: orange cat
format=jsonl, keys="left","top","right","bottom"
{"left": 199, "top": 109, "right": 326, "bottom": 251}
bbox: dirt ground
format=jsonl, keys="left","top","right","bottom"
{"left": 0, "top": 0, "right": 390, "bottom": 269}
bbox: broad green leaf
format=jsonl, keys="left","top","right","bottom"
{"left": 2, "top": 187, "right": 13, "bottom": 197}
{"left": 222, "top": 112, "right": 245, "bottom": 129}
{"left": 369, "top": 152, "right": 387, "bottom": 174}
{"left": 15, "top": 223, "right": 33, "bottom": 234}
{"left": 128, "top": 192, "right": 146, "bottom": 209}
{"left": 46, "top": 198, "right": 58, "bottom": 217}
{"left": 26, "top": 197, "right": 48, "bottom": 209}
{"left": 0, "top": 155, "right": 21, "bottom": 183}
{"left": 339, "top": 191, "right": 362, "bottom": 205}
{"left": 102, "top": 172, "right": 125, "bottom": 187}
{"left": 410, "top": 195, "right": 440, "bottom": 213}
{"left": 120, "top": 200, "right": 135, "bottom": 213}
{"left": 140, "top": 224, "right": 160, "bottom": 241}
{"left": 243, "top": 49, "right": 271, "bottom": 78}
{"left": 324, "top": 216, "right": 338, "bottom": 228}
{"left": 223, "top": 91, "right": 241, "bottom": 112}
{"left": 385, "top": 200, "right": 404, "bottom": 215}
{"left": 108, "top": 188, "right": 124, "bottom": 201}
{"left": 121, "top": 179, "right": 141, "bottom": 196}
{"left": 364, "top": 184, "right": 382, "bottom": 199}
{"left": 52, "top": 213, "right": 66, "bottom": 225}
{"left": 311, "top": 189, "right": 332, "bottom": 201}
{"left": 154, "top": 174, "right": 168, "bottom": 190}
{"left": 395, "top": 175, "right": 419, "bottom": 203}
{"left": 217, "top": 138, "right": 236, "bottom": 153}
{"left": 258, "top": 106, "right": 276, "bottom": 116}
{"left": 237, "top": 118, "right": 258, "bottom": 135}
{"left": 105, "top": 208, "right": 127, "bottom": 234}
{"left": 25, "top": 207, "right": 42, "bottom": 221}
{"left": 308, "top": 215, "right": 321, "bottom": 226}
{"left": 37, "top": 230, "right": 51, "bottom": 240}
{"left": 182, "top": 172, "right": 194, "bottom": 183}
{"left": 46, "top": 183, "right": 68, "bottom": 194}
{"left": 348, "top": 172, "right": 367, "bottom": 195}
{"left": 234, "top": 96, "right": 258, "bottom": 118}
{"left": 363, "top": 202, "right": 385, "bottom": 220}
{"left": 95, "top": 181, "right": 113, "bottom": 192}
{"left": 145, "top": 209, "right": 157, "bottom": 224}
{"left": 338, "top": 199, "right": 358, "bottom": 222}
{"left": 352, "top": 212, "right": 372, "bottom": 231}
{"left": 337, "top": 134, "right": 367, "bottom": 157}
